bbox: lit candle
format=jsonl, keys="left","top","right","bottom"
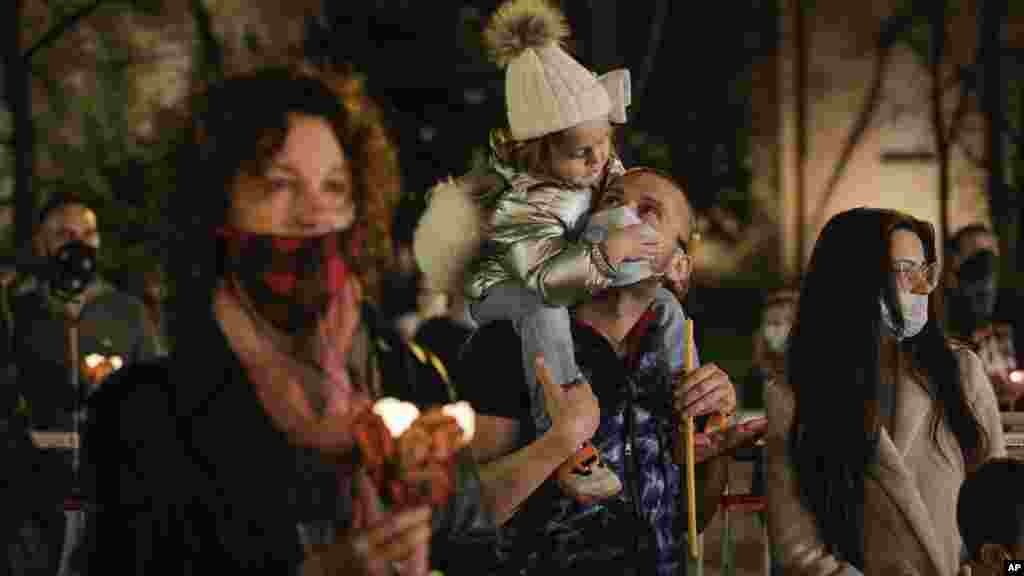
{"left": 84, "top": 354, "right": 105, "bottom": 370}
{"left": 83, "top": 353, "right": 106, "bottom": 384}
{"left": 372, "top": 397, "right": 421, "bottom": 438}
{"left": 441, "top": 401, "right": 476, "bottom": 444}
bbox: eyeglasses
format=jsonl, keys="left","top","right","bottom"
{"left": 892, "top": 259, "right": 939, "bottom": 292}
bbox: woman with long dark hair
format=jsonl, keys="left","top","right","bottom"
{"left": 766, "top": 208, "right": 1004, "bottom": 575}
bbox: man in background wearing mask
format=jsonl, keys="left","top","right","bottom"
{"left": 0, "top": 190, "right": 159, "bottom": 575}
{"left": 2, "top": 191, "right": 159, "bottom": 425}
{"left": 946, "top": 224, "right": 1021, "bottom": 409}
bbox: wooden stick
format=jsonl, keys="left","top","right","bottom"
{"left": 684, "top": 318, "right": 698, "bottom": 560}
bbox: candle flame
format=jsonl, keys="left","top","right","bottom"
{"left": 442, "top": 401, "right": 476, "bottom": 443}
{"left": 372, "top": 397, "right": 420, "bottom": 438}
{"left": 109, "top": 356, "right": 123, "bottom": 371}
{"left": 84, "top": 354, "right": 105, "bottom": 369}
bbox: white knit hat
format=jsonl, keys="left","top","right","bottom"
{"left": 484, "top": 0, "right": 630, "bottom": 141}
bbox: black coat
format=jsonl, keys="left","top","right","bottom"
{"left": 79, "top": 304, "right": 491, "bottom": 574}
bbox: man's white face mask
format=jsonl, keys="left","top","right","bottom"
{"left": 583, "top": 205, "right": 663, "bottom": 288}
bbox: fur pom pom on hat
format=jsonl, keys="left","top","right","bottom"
{"left": 483, "top": 0, "right": 569, "bottom": 68}
{"left": 413, "top": 177, "right": 483, "bottom": 294}
{"left": 482, "top": 0, "right": 629, "bottom": 141}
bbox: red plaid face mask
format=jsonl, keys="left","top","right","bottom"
{"left": 216, "top": 225, "right": 363, "bottom": 334}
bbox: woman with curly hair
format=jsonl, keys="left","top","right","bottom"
{"left": 80, "top": 64, "right": 490, "bottom": 575}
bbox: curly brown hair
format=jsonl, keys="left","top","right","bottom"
{"left": 309, "top": 63, "right": 400, "bottom": 302}
{"left": 168, "top": 63, "right": 400, "bottom": 348}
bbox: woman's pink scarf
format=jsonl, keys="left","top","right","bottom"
{"left": 214, "top": 277, "right": 371, "bottom": 457}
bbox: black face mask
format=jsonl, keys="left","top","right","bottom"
{"left": 952, "top": 249, "right": 999, "bottom": 329}
{"left": 47, "top": 240, "right": 98, "bottom": 302}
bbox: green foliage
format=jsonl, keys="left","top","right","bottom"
{"left": 888, "top": 0, "right": 964, "bottom": 67}
{"left": 904, "top": 17, "right": 931, "bottom": 66}
{"left": 244, "top": 31, "right": 263, "bottom": 54}
{"left": 125, "top": 0, "right": 164, "bottom": 16}
{"left": 33, "top": 7, "right": 174, "bottom": 286}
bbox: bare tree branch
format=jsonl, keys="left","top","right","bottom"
{"left": 957, "top": 139, "right": 985, "bottom": 168}
{"left": 23, "top": 0, "right": 104, "bottom": 62}
{"left": 930, "top": 0, "right": 950, "bottom": 247}
{"left": 946, "top": 64, "right": 976, "bottom": 144}
{"left": 814, "top": 14, "right": 915, "bottom": 227}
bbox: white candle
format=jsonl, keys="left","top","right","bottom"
{"left": 372, "top": 397, "right": 421, "bottom": 438}
{"left": 84, "top": 354, "right": 105, "bottom": 369}
{"left": 441, "top": 401, "right": 476, "bottom": 444}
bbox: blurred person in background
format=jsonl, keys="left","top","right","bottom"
{"left": 743, "top": 287, "right": 798, "bottom": 410}
{"left": 2, "top": 190, "right": 159, "bottom": 427}
{"left": 0, "top": 189, "right": 159, "bottom": 575}
{"left": 946, "top": 224, "right": 1022, "bottom": 410}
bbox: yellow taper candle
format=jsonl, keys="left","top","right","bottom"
{"left": 684, "top": 318, "right": 699, "bottom": 559}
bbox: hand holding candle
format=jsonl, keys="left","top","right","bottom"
{"left": 82, "top": 353, "right": 124, "bottom": 387}
{"left": 353, "top": 398, "right": 476, "bottom": 510}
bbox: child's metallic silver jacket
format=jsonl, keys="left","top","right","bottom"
{"left": 462, "top": 154, "right": 626, "bottom": 307}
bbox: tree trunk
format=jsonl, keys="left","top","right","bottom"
{"left": 794, "top": 0, "right": 808, "bottom": 273}
{"left": 980, "top": 0, "right": 1011, "bottom": 277}
{"left": 931, "top": 0, "right": 950, "bottom": 262}
{"left": 4, "top": 0, "right": 35, "bottom": 253}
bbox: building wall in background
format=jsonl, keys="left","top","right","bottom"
{"left": 769, "top": 0, "right": 1024, "bottom": 277}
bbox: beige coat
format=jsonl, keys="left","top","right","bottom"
{"left": 766, "top": 347, "right": 1004, "bottom": 576}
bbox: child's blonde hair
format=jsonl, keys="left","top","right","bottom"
{"left": 490, "top": 125, "right": 619, "bottom": 181}
{"left": 490, "top": 126, "right": 554, "bottom": 176}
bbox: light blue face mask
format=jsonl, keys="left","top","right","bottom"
{"left": 880, "top": 291, "right": 929, "bottom": 341}
{"left": 583, "top": 205, "right": 663, "bottom": 287}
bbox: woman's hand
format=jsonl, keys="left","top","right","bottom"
{"left": 391, "top": 410, "right": 467, "bottom": 507}
{"left": 536, "top": 354, "right": 600, "bottom": 456}
{"left": 309, "top": 473, "right": 433, "bottom": 576}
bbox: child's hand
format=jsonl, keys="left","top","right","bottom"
{"left": 601, "top": 224, "right": 662, "bottom": 266}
